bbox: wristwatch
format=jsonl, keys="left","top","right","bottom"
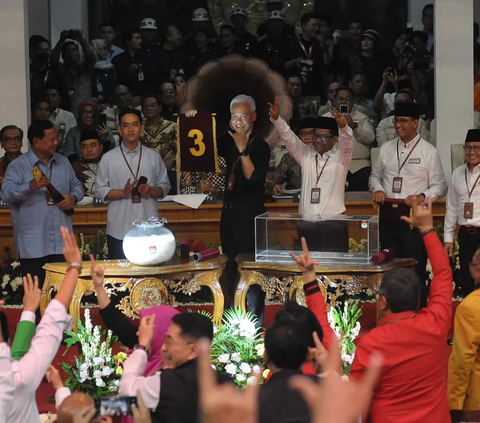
{"left": 67, "top": 262, "right": 83, "bottom": 273}
{"left": 134, "top": 344, "right": 149, "bottom": 354}
{"left": 151, "top": 187, "right": 156, "bottom": 196}
{"left": 352, "top": 122, "right": 358, "bottom": 130}
{"left": 239, "top": 150, "right": 249, "bottom": 156}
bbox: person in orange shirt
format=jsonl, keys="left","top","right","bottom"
{"left": 350, "top": 200, "right": 452, "bottom": 423}
{"left": 447, "top": 249, "right": 480, "bottom": 411}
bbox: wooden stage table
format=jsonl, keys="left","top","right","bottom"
{"left": 40, "top": 255, "right": 227, "bottom": 332}
{"left": 234, "top": 254, "right": 417, "bottom": 315}
{"left": 0, "top": 192, "right": 447, "bottom": 256}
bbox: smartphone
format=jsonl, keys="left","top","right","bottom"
{"left": 339, "top": 104, "right": 349, "bottom": 114}
{"left": 93, "top": 113, "right": 107, "bottom": 128}
{"left": 94, "top": 396, "right": 137, "bottom": 417}
{"left": 338, "top": 29, "right": 352, "bottom": 39}
{"left": 137, "top": 176, "right": 148, "bottom": 186}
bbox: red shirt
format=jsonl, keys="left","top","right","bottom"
{"left": 350, "top": 232, "right": 452, "bottom": 423}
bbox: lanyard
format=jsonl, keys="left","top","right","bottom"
{"left": 120, "top": 144, "right": 143, "bottom": 180}
{"left": 315, "top": 155, "right": 330, "bottom": 187}
{"left": 464, "top": 167, "right": 480, "bottom": 200}
{"left": 396, "top": 136, "right": 421, "bottom": 176}
{"left": 298, "top": 38, "right": 313, "bottom": 58}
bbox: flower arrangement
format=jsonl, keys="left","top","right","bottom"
{"left": 0, "top": 246, "right": 23, "bottom": 304}
{"left": 348, "top": 238, "right": 368, "bottom": 254}
{"left": 327, "top": 301, "right": 362, "bottom": 376}
{"left": 79, "top": 231, "right": 108, "bottom": 261}
{"left": 206, "top": 308, "right": 265, "bottom": 388}
{"left": 60, "top": 309, "right": 126, "bottom": 396}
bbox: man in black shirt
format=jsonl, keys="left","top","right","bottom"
{"left": 230, "top": 8, "right": 258, "bottom": 56}
{"left": 219, "top": 95, "right": 270, "bottom": 324}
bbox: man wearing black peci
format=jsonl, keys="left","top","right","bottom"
{"left": 186, "top": 95, "right": 270, "bottom": 325}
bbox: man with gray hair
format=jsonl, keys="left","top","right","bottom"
{"left": 221, "top": 94, "right": 270, "bottom": 324}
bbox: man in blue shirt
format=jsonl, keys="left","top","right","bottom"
{"left": 1, "top": 119, "right": 83, "bottom": 318}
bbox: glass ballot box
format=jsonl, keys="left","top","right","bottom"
{"left": 255, "top": 213, "right": 379, "bottom": 265}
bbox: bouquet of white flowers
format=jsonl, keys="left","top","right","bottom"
{"left": 60, "top": 309, "right": 127, "bottom": 397}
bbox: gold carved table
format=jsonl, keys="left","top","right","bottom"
{"left": 41, "top": 255, "right": 227, "bottom": 332}
{"left": 234, "top": 254, "right": 416, "bottom": 314}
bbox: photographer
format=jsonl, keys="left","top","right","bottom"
{"left": 48, "top": 29, "right": 97, "bottom": 116}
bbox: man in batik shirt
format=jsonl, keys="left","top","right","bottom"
{"left": 72, "top": 129, "right": 103, "bottom": 196}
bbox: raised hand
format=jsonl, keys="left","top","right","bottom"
{"left": 185, "top": 110, "right": 198, "bottom": 118}
{"left": 289, "top": 237, "right": 319, "bottom": 275}
{"left": 401, "top": 198, "right": 434, "bottom": 234}
{"left": 61, "top": 226, "right": 82, "bottom": 265}
{"left": 29, "top": 175, "right": 50, "bottom": 191}
{"left": 137, "top": 314, "right": 156, "bottom": 350}
{"left": 330, "top": 108, "right": 347, "bottom": 129}
{"left": 268, "top": 96, "right": 280, "bottom": 121}
{"left": 46, "top": 365, "right": 64, "bottom": 391}
{"left": 90, "top": 254, "right": 106, "bottom": 288}
{"left": 308, "top": 332, "right": 329, "bottom": 375}
{"left": 131, "top": 393, "right": 152, "bottom": 423}
{"left": 228, "top": 127, "right": 250, "bottom": 153}
{"left": 22, "top": 274, "right": 41, "bottom": 313}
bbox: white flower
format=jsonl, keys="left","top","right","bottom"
{"left": 2, "top": 275, "right": 10, "bottom": 285}
{"left": 247, "top": 376, "right": 257, "bottom": 386}
{"left": 231, "top": 353, "right": 241, "bottom": 362}
{"left": 239, "top": 320, "right": 256, "bottom": 338}
{"left": 93, "top": 357, "right": 105, "bottom": 367}
{"left": 11, "top": 261, "right": 20, "bottom": 269}
{"left": 95, "top": 378, "right": 105, "bottom": 387}
{"left": 343, "top": 354, "right": 353, "bottom": 364}
{"left": 108, "top": 385, "right": 117, "bottom": 392}
{"left": 255, "top": 347, "right": 264, "bottom": 356}
{"left": 235, "top": 373, "right": 246, "bottom": 382}
{"left": 252, "top": 365, "right": 261, "bottom": 374}
{"left": 102, "top": 366, "right": 113, "bottom": 376}
{"left": 2, "top": 291, "right": 7, "bottom": 296}
{"left": 218, "top": 354, "right": 230, "bottom": 363}
{"left": 225, "top": 364, "right": 237, "bottom": 375}
{"left": 93, "top": 370, "right": 102, "bottom": 379}
{"left": 239, "top": 363, "right": 251, "bottom": 374}
{"left": 80, "top": 363, "right": 89, "bottom": 371}
{"left": 211, "top": 364, "right": 216, "bottom": 370}
{"left": 213, "top": 326, "right": 218, "bottom": 334}
{"left": 341, "top": 375, "right": 349, "bottom": 381}
{"left": 10, "top": 277, "right": 22, "bottom": 291}
{"left": 79, "top": 370, "right": 88, "bottom": 380}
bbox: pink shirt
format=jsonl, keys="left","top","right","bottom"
{"left": 0, "top": 342, "right": 13, "bottom": 423}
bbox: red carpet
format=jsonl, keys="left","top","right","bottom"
{"left": 2, "top": 301, "right": 459, "bottom": 414}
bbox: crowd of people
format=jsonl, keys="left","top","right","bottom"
{"left": 1, "top": 2, "right": 480, "bottom": 422}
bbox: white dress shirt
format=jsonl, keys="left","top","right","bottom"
{"left": 272, "top": 117, "right": 353, "bottom": 216}
{"left": 50, "top": 108, "right": 77, "bottom": 140}
{"left": 445, "top": 163, "right": 480, "bottom": 243}
{"left": 369, "top": 135, "right": 447, "bottom": 201}
{"left": 119, "top": 349, "right": 161, "bottom": 409}
{"left": 9, "top": 299, "right": 73, "bottom": 423}
{"left": 95, "top": 143, "right": 171, "bottom": 240}
{"left": 0, "top": 343, "right": 13, "bottom": 423}
{"left": 376, "top": 116, "right": 430, "bottom": 148}
{"left": 323, "top": 109, "right": 375, "bottom": 173}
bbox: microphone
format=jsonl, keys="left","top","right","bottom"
{"left": 371, "top": 248, "right": 394, "bottom": 265}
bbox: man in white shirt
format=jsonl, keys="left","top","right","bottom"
{"left": 445, "top": 129, "right": 480, "bottom": 296}
{"left": 95, "top": 108, "right": 170, "bottom": 259}
{"left": 323, "top": 87, "right": 375, "bottom": 191}
{"left": 376, "top": 90, "right": 430, "bottom": 147}
{"left": 44, "top": 86, "right": 77, "bottom": 149}
{"left": 270, "top": 96, "right": 353, "bottom": 251}
{"left": 369, "top": 102, "right": 447, "bottom": 303}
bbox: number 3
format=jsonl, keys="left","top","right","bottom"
{"left": 188, "top": 129, "right": 205, "bottom": 157}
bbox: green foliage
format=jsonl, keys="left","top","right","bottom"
{"left": 80, "top": 231, "right": 108, "bottom": 260}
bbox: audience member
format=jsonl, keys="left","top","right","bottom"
{"left": 375, "top": 89, "right": 430, "bottom": 147}
{"left": 103, "top": 85, "right": 141, "bottom": 131}
{"left": 139, "top": 18, "right": 161, "bottom": 55}
{"left": 285, "top": 13, "right": 324, "bottom": 96}
{"left": 7, "top": 227, "right": 82, "bottom": 422}
{"left": 231, "top": 8, "right": 258, "bottom": 56}
{"left": 257, "top": 11, "right": 290, "bottom": 74}
{"left": 157, "top": 25, "right": 190, "bottom": 82}
{"left": 0, "top": 298, "right": 13, "bottom": 422}
{"left": 411, "top": 30, "right": 430, "bottom": 57}
{"left": 48, "top": 29, "right": 97, "bottom": 115}
{"left": 317, "top": 81, "right": 342, "bottom": 116}
{"left": 57, "top": 392, "right": 95, "bottom": 423}
{"left": 349, "top": 71, "right": 376, "bottom": 120}
{"left": 140, "top": 93, "right": 178, "bottom": 170}
{"left": 95, "top": 108, "right": 170, "bottom": 259}
{"left": 29, "top": 36, "right": 51, "bottom": 103}
{"left": 350, "top": 201, "right": 452, "bottom": 423}
{"left": 257, "top": 0, "right": 295, "bottom": 38}
{"left": 422, "top": 4, "right": 434, "bottom": 53}
{"left": 218, "top": 25, "right": 246, "bottom": 57}
{"left": 284, "top": 72, "right": 303, "bottom": 131}
{"left": 323, "top": 87, "right": 375, "bottom": 191}
{"left": 266, "top": 118, "right": 316, "bottom": 195}
{"left": 448, "top": 247, "right": 480, "bottom": 411}
{"left": 189, "top": 29, "right": 220, "bottom": 74}
{"left": 339, "top": 19, "right": 363, "bottom": 60}
{"left": 180, "top": 156, "right": 226, "bottom": 195}
{"left": 90, "top": 38, "right": 118, "bottom": 108}
{"left": 270, "top": 97, "right": 353, "bottom": 251}
{"left": 98, "top": 22, "right": 124, "bottom": 60}
{"left": 173, "top": 74, "right": 187, "bottom": 105}
{"left": 0, "top": 125, "right": 23, "bottom": 185}
{"left": 445, "top": 129, "right": 480, "bottom": 296}
{"left": 72, "top": 130, "right": 104, "bottom": 196}
{"left": 259, "top": 320, "right": 314, "bottom": 423}
{"left": 31, "top": 99, "right": 53, "bottom": 121}
{"left": 1, "top": 120, "right": 83, "bottom": 303}
{"left": 112, "top": 28, "right": 154, "bottom": 103}
{"left": 160, "top": 81, "right": 180, "bottom": 122}
{"left": 64, "top": 101, "right": 113, "bottom": 162}
{"left": 369, "top": 102, "right": 447, "bottom": 303}
{"left": 44, "top": 86, "right": 78, "bottom": 147}
{"left": 386, "top": 30, "right": 409, "bottom": 71}
{"left": 119, "top": 312, "right": 230, "bottom": 423}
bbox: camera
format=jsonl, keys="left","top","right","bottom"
{"left": 299, "top": 59, "right": 314, "bottom": 83}
{"left": 94, "top": 396, "right": 137, "bottom": 417}
{"left": 67, "top": 29, "right": 80, "bottom": 40}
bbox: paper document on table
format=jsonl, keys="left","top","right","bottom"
{"left": 282, "top": 189, "right": 301, "bottom": 194}
{"left": 172, "top": 194, "right": 208, "bottom": 209}
{"left": 158, "top": 195, "right": 175, "bottom": 202}
{"left": 77, "top": 196, "right": 93, "bottom": 206}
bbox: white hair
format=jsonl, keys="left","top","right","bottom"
{"left": 230, "top": 95, "right": 256, "bottom": 113}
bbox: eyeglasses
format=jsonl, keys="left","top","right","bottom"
{"left": 83, "top": 109, "right": 95, "bottom": 115}
{"left": 393, "top": 118, "right": 414, "bottom": 125}
{"left": 299, "top": 131, "right": 332, "bottom": 142}
{"left": 463, "top": 145, "right": 480, "bottom": 153}
{"left": 2, "top": 136, "right": 22, "bottom": 144}
{"left": 162, "top": 90, "right": 176, "bottom": 95}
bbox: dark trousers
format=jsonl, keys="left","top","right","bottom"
{"left": 20, "top": 253, "right": 65, "bottom": 323}
{"left": 297, "top": 220, "right": 349, "bottom": 252}
{"left": 347, "top": 167, "right": 371, "bottom": 192}
{"left": 107, "top": 235, "right": 126, "bottom": 260}
{"left": 458, "top": 226, "right": 480, "bottom": 296}
{"left": 379, "top": 219, "right": 428, "bottom": 306}
{"left": 220, "top": 203, "right": 266, "bottom": 325}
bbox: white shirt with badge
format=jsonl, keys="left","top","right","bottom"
{"left": 369, "top": 135, "right": 447, "bottom": 200}
{"left": 271, "top": 117, "right": 353, "bottom": 216}
{"left": 444, "top": 163, "right": 480, "bottom": 243}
